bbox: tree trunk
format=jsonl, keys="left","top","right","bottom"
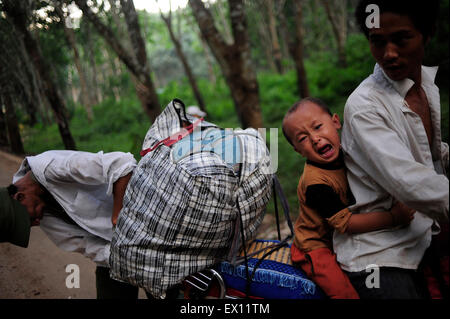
{"left": 2, "top": 92, "right": 25, "bottom": 155}
{"left": 75, "top": 0, "right": 161, "bottom": 122}
{"left": 83, "top": 19, "right": 101, "bottom": 104}
{"left": 189, "top": 0, "right": 263, "bottom": 129}
{"left": 283, "top": 0, "right": 310, "bottom": 98}
{"left": 292, "top": 0, "right": 310, "bottom": 98}
{"left": 55, "top": 4, "right": 94, "bottom": 121}
{"left": 38, "top": 95, "right": 52, "bottom": 127}
{"left": 321, "top": 0, "right": 348, "bottom": 67}
{"left": 0, "top": 96, "right": 9, "bottom": 149}
{"left": 254, "top": 8, "right": 277, "bottom": 72}
{"left": 1, "top": 11, "right": 42, "bottom": 127}
{"left": 211, "top": 0, "right": 233, "bottom": 45}
{"left": 3, "top": 0, "right": 77, "bottom": 150}
{"left": 199, "top": 32, "right": 217, "bottom": 86}
{"left": 273, "top": 0, "right": 289, "bottom": 63}
{"left": 101, "top": 48, "right": 120, "bottom": 100}
{"left": 246, "top": 0, "right": 277, "bottom": 72}
{"left": 160, "top": 10, "right": 207, "bottom": 113}
{"left": 108, "top": 0, "right": 128, "bottom": 45}
{"left": 13, "top": 35, "right": 39, "bottom": 126}
{"left": 266, "top": 0, "right": 283, "bottom": 74}
{"left": 277, "top": 3, "right": 292, "bottom": 69}
{"left": 120, "top": 0, "right": 161, "bottom": 121}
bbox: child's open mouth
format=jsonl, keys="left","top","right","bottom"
{"left": 317, "top": 144, "right": 335, "bottom": 159}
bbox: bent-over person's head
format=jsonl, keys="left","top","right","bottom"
{"left": 0, "top": 187, "right": 31, "bottom": 247}
{"left": 8, "top": 171, "right": 46, "bottom": 226}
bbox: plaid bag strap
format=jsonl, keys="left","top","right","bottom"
{"left": 228, "top": 174, "right": 295, "bottom": 297}
{"left": 272, "top": 174, "right": 295, "bottom": 238}
{"left": 140, "top": 117, "right": 204, "bottom": 157}
{"left": 228, "top": 174, "right": 295, "bottom": 265}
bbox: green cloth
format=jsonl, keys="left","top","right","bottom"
{"left": 0, "top": 187, "right": 31, "bottom": 248}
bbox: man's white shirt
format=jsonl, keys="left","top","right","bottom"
{"left": 334, "top": 64, "right": 449, "bottom": 272}
{"left": 13, "top": 150, "right": 137, "bottom": 266}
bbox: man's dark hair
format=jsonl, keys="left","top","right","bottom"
{"left": 282, "top": 97, "right": 332, "bottom": 146}
{"left": 355, "top": 0, "right": 440, "bottom": 40}
{"left": 7, "top": 184, "right": 18, "bottom": 197}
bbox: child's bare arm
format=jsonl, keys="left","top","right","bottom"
{"left": 345, "top": 201, "right": 415, "bottom": 234}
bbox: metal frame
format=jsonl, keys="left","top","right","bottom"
{"left": 184, "top": 268, "right": 240, "bottom": 299}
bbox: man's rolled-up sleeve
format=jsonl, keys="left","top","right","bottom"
{"left": 347, "top": 109, "right": 448, "bottom": 222}
{"left": 44, "top": 151, "right": 137, "bottom": 196}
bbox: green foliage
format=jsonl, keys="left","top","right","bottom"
{"left": 22, "top": 96, "right": 150, "bottom": 158}
{"left": 306, "top": 34, "right": 374, "bottom": 108}
{"left": 158, "top": 77, "right": 240, "bottom": 129}
{"left": 258, "top": 70, "right": 298, "bottom": 125}
{"left": 21, "top": 123, "right": 65, "bottom": 152}
{"left": 267, "top": 123, "right": 306, "bottom": 215}
{"left": 424, "top": 0, "right": 449, "bottom": 88}
{"left": 37, "top": 16, "right": 72, "bottom": 96}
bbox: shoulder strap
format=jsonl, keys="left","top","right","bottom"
{"left": 233, "top": 174, "right": 295, "bottom": 297}
{"left": 273, "top": 174, "right": 295, "bottom": 238}
{"left": 228, "top": 174, "right": 294, "bottom": 265}
{"left": 140, "top": 117, "right": 204, "bottom": 157}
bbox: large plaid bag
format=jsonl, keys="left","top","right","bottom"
{"left": 109, "top": 99, "right": 273, "bottom": 298}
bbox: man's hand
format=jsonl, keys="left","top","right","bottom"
{"left": 390, "top": 201, "right": 415, "bottom": 226}
{"left": 112, "top": 173, "right": 132, "bottom": 226}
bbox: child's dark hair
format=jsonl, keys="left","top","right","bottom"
{"left": 282, "top": 97, "right": 332, "bottom": 146}
{"left": 355, "top": 0, "right": 440, "bottom": 40}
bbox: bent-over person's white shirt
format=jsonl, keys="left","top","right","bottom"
{"left": 13, "top": 150, "right": 137, "bottom": 266}
{"left": 334, "top": 64, "right": 449, "bottom": 272}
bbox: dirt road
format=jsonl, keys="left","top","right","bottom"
{"left": 0, "top": 150, "right": 288, "bottom": 299}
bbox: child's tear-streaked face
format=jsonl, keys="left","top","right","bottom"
{"left": 284, "top": 102, "right": 342, "bottom": 165}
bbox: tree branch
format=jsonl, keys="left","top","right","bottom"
{"left": 188, "top": 0, "right": 230, "bottom": 64}
{"left": 74, "top": 0, "right": 140, "bottom": 77}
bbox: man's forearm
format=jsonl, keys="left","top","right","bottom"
{"left": 112, "top": 172, "right": 132, "bottom": 226}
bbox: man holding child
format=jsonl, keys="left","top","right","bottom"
{"left": 283, "top": 0, "right": 448, "bottom": 299}
{"left": 334, "top": 0, "right": 449, "bottom": 298}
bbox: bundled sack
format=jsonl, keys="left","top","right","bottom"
{"left": 109, "top": 99, "right": 273, "bottom": 298}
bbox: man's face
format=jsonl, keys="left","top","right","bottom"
{"left": 283, "top": 102, "right": 342, "bottom": 165}
{"left": 13, "top": 173, "right": 46, "bottom": 226}
{"left": 368, "top": 12, "right": 426, "bottom": 83}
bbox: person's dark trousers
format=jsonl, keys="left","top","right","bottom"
{"left": 95, "top": 266, "right": 139, "bottom": 299}
{"left": 344, "top": 267, "right": 428, "bottom": 299}
{"left": 419, "top": 223, "right": 449, "bottom": 299}
{"left": 144, "top": 285, "right": 183, "bottom": 300}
